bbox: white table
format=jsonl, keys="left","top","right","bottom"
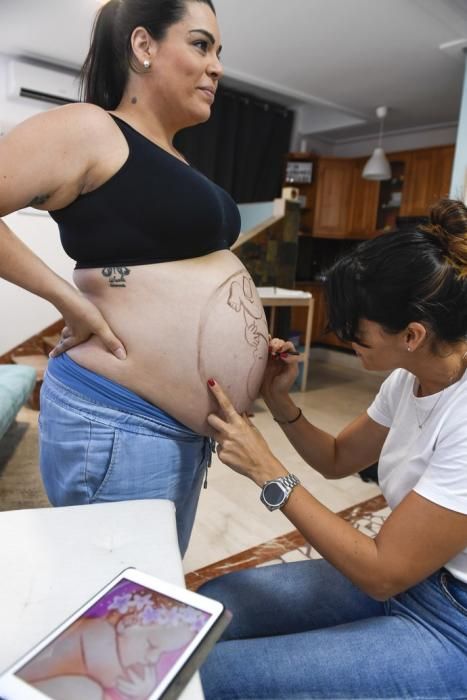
{"left": 0, "top": 500, "right": 204, "bottom": 699}
{"left": 258, "top": 287, "right": 314, "bottom": 392}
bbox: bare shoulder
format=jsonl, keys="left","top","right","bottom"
{"left": 55, "top": 101, "right": 116, "bottom": 134}
{"left": 7, "top": 102, "right": 114, "bottom": 149}
{"left": 0, "top": 104, "right": 123, "bottom": 215}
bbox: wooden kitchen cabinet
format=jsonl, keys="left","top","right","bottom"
{"left": 312, "top": 158, "right": 353, "bottom": 237}
{"left": 400, "top": 145, "right": 454, "bottom": 217}
{"left": 430, "top": 145, "right": 455, "bottom": 203}
{"left": 347, "top": 158, "right": 380, "bottom": 238}
{"left": 285, "top": 145, "right": 454, "bottom": 242}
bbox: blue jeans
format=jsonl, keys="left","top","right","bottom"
{"left": 199, "top": 559, "right": 467, "bottom": 699}
{"left": 39, "top": 371, "right": 212, "bottom": 556}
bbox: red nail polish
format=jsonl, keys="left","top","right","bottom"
{"left": 208, "top": 378, "right": 215, "bottom": 387}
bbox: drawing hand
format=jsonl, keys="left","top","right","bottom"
{"left": 207, "top": 379, "right": 286, "bottom": 486}
{"left": 116, "top": 665, "right": 157, "bottom": 698}
{"left": 261, "top": 338, "right": 299, "bottom": 401}
{"left": 50, "top": 291, "right": 126, "bottom": 360}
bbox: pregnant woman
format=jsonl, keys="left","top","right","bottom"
{"left": 0, "top": 0, "right": 268, "bottom": 555}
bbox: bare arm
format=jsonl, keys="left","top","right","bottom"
{"left": 281, "top": 486, "right": 467, "bottom": 600}
{"left": 266, "top": 395, "right": 388, "bottom": 479}
{"left": 0, "top": 104, "right": 126, "bottom": 358}
{"left": 207, "top": 380, "right": 467, "bottom": 600}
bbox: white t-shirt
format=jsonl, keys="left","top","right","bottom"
{"left": 367, "top": 367, "right": 467, "bottom": 583}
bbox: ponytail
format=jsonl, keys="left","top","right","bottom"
{"left": 79, "top": 0, "right": 127, "bottom": 109}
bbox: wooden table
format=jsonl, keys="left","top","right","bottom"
{"left": 257, "top": 287, "right": 314, "bottom": 392}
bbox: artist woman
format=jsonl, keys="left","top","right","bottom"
{"left": 0, "top": 0, "right": 268, "bottom": 555}
{"left": 201, "top": 198, "right": 467, "bottom": 698}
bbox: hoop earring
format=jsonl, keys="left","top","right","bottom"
{"left": 143, "top": 59, "right": 151, "bottom": 70}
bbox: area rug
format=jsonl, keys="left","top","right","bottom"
{"left": 185, "top": 494, "right": 389, "bottom": 590}
{"left": 0, "top": 407, "right": 50, "bottom": 510}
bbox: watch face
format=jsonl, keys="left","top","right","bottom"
{"left": 263, "top": 482, "right": 285, "bottom": 507}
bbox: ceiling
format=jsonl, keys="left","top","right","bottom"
{"left": 0, "top": 0, "right": 466, "bottom": 142}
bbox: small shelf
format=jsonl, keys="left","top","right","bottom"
{"left": 375, "top": 160, "right": 405, "bottom": 231}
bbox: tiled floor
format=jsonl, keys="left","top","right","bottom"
{"left": 183, "top": 350, "right": 387, "bottom": 573}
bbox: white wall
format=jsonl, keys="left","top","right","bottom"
{"left": 450, "top": 54, "right": 467, "bottom": 200}
{"left": 332, "top": 123, "right": 457, "bottom": 159}
{"left": 0, "top": 53, "right": 51, "bottom": 134}
{"left": 0, "top": 211, "right": 75, "bottom": 356}
{"left": 295, "top": 122, "right": 458, "bottom": 158}
{"left": 0, "top": 52, "right": 75, "bottom": 356}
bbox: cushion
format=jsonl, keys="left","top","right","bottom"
{"left": 0, "top": 365, "right": 37, "bottom": 441}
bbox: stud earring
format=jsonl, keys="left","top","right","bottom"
{"left": 143, "top": 59, "right": 151, "bottom": 70}
{"left": 407, "top": 346, "right": 412, "bottom": 352}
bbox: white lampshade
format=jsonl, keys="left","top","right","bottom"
{"left": 362, "top": 147, "right": 391, "bottom": 181}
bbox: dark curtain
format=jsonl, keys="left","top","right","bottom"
{"left": 174, "top": 86, "right": 295, "bottom": 203}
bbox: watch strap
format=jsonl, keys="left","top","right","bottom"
{"left": 278, "top": 473, "right": 300, "bottom": 491}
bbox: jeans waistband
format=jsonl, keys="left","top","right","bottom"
{"left": 47, "top": 353, "right": 195, "bottom": 435}
{"left": 42, "top": 364, "right": 202, "bottom": 441}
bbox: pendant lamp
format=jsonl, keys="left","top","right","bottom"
{"left": 362, "top": 106, "right": 391, "bottom": 181}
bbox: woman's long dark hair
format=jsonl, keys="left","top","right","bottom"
{"left": 79, "top": 0, "right": 216, "bottom": 110}
{"left": 325, "top": 198, "right": 467, "bottom": 347}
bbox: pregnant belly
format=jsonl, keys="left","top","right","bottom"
{"left": 66, "top": 252, "right": 269, "bottom": 436}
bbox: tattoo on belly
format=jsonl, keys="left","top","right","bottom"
{"left": 102, "top": 266, "right": 131, "bottom": 287}
{"left": 198, "top": 272, "right": 269, "bottom": 403}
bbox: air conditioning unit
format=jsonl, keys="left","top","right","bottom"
{"left": 7, "top": 58, "right": 80, "bottom": 106}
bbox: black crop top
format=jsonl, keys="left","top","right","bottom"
{"left": 49, "top": 115, "right": 241, "bottom": 268}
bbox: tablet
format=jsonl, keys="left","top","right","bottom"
{"left": 0, "top": 567, "right": 229, "bottom": 699}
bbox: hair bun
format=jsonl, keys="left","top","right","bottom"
{"left": 419, "top": 198, "right": 467, "bottom": 275}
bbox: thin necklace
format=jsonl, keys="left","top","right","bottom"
{"left": 413, "top": 349, "right": 467, "bottom": 429}
{"left": 413, "top": 390, "right": 444, "bottom": 430}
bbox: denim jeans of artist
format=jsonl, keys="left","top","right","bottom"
{"left": 199, "top": 558, "right": 467, "bottom": 699}
{"left": 39, "top": 371, "right": 211, "bottom": 556}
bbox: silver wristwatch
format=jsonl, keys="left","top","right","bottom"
{"left": 260, "top": 473, "right": 300, "bottom": 511}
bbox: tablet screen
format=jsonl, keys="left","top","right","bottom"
{"left": 15, "top": 578, "right": 212, "bottom": 699}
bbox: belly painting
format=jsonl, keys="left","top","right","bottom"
{"left": 199, "top": 270, "right": 269, "bottom": 406}
{"left": 67, "top": 251, "right": 269, "bottom": 436}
